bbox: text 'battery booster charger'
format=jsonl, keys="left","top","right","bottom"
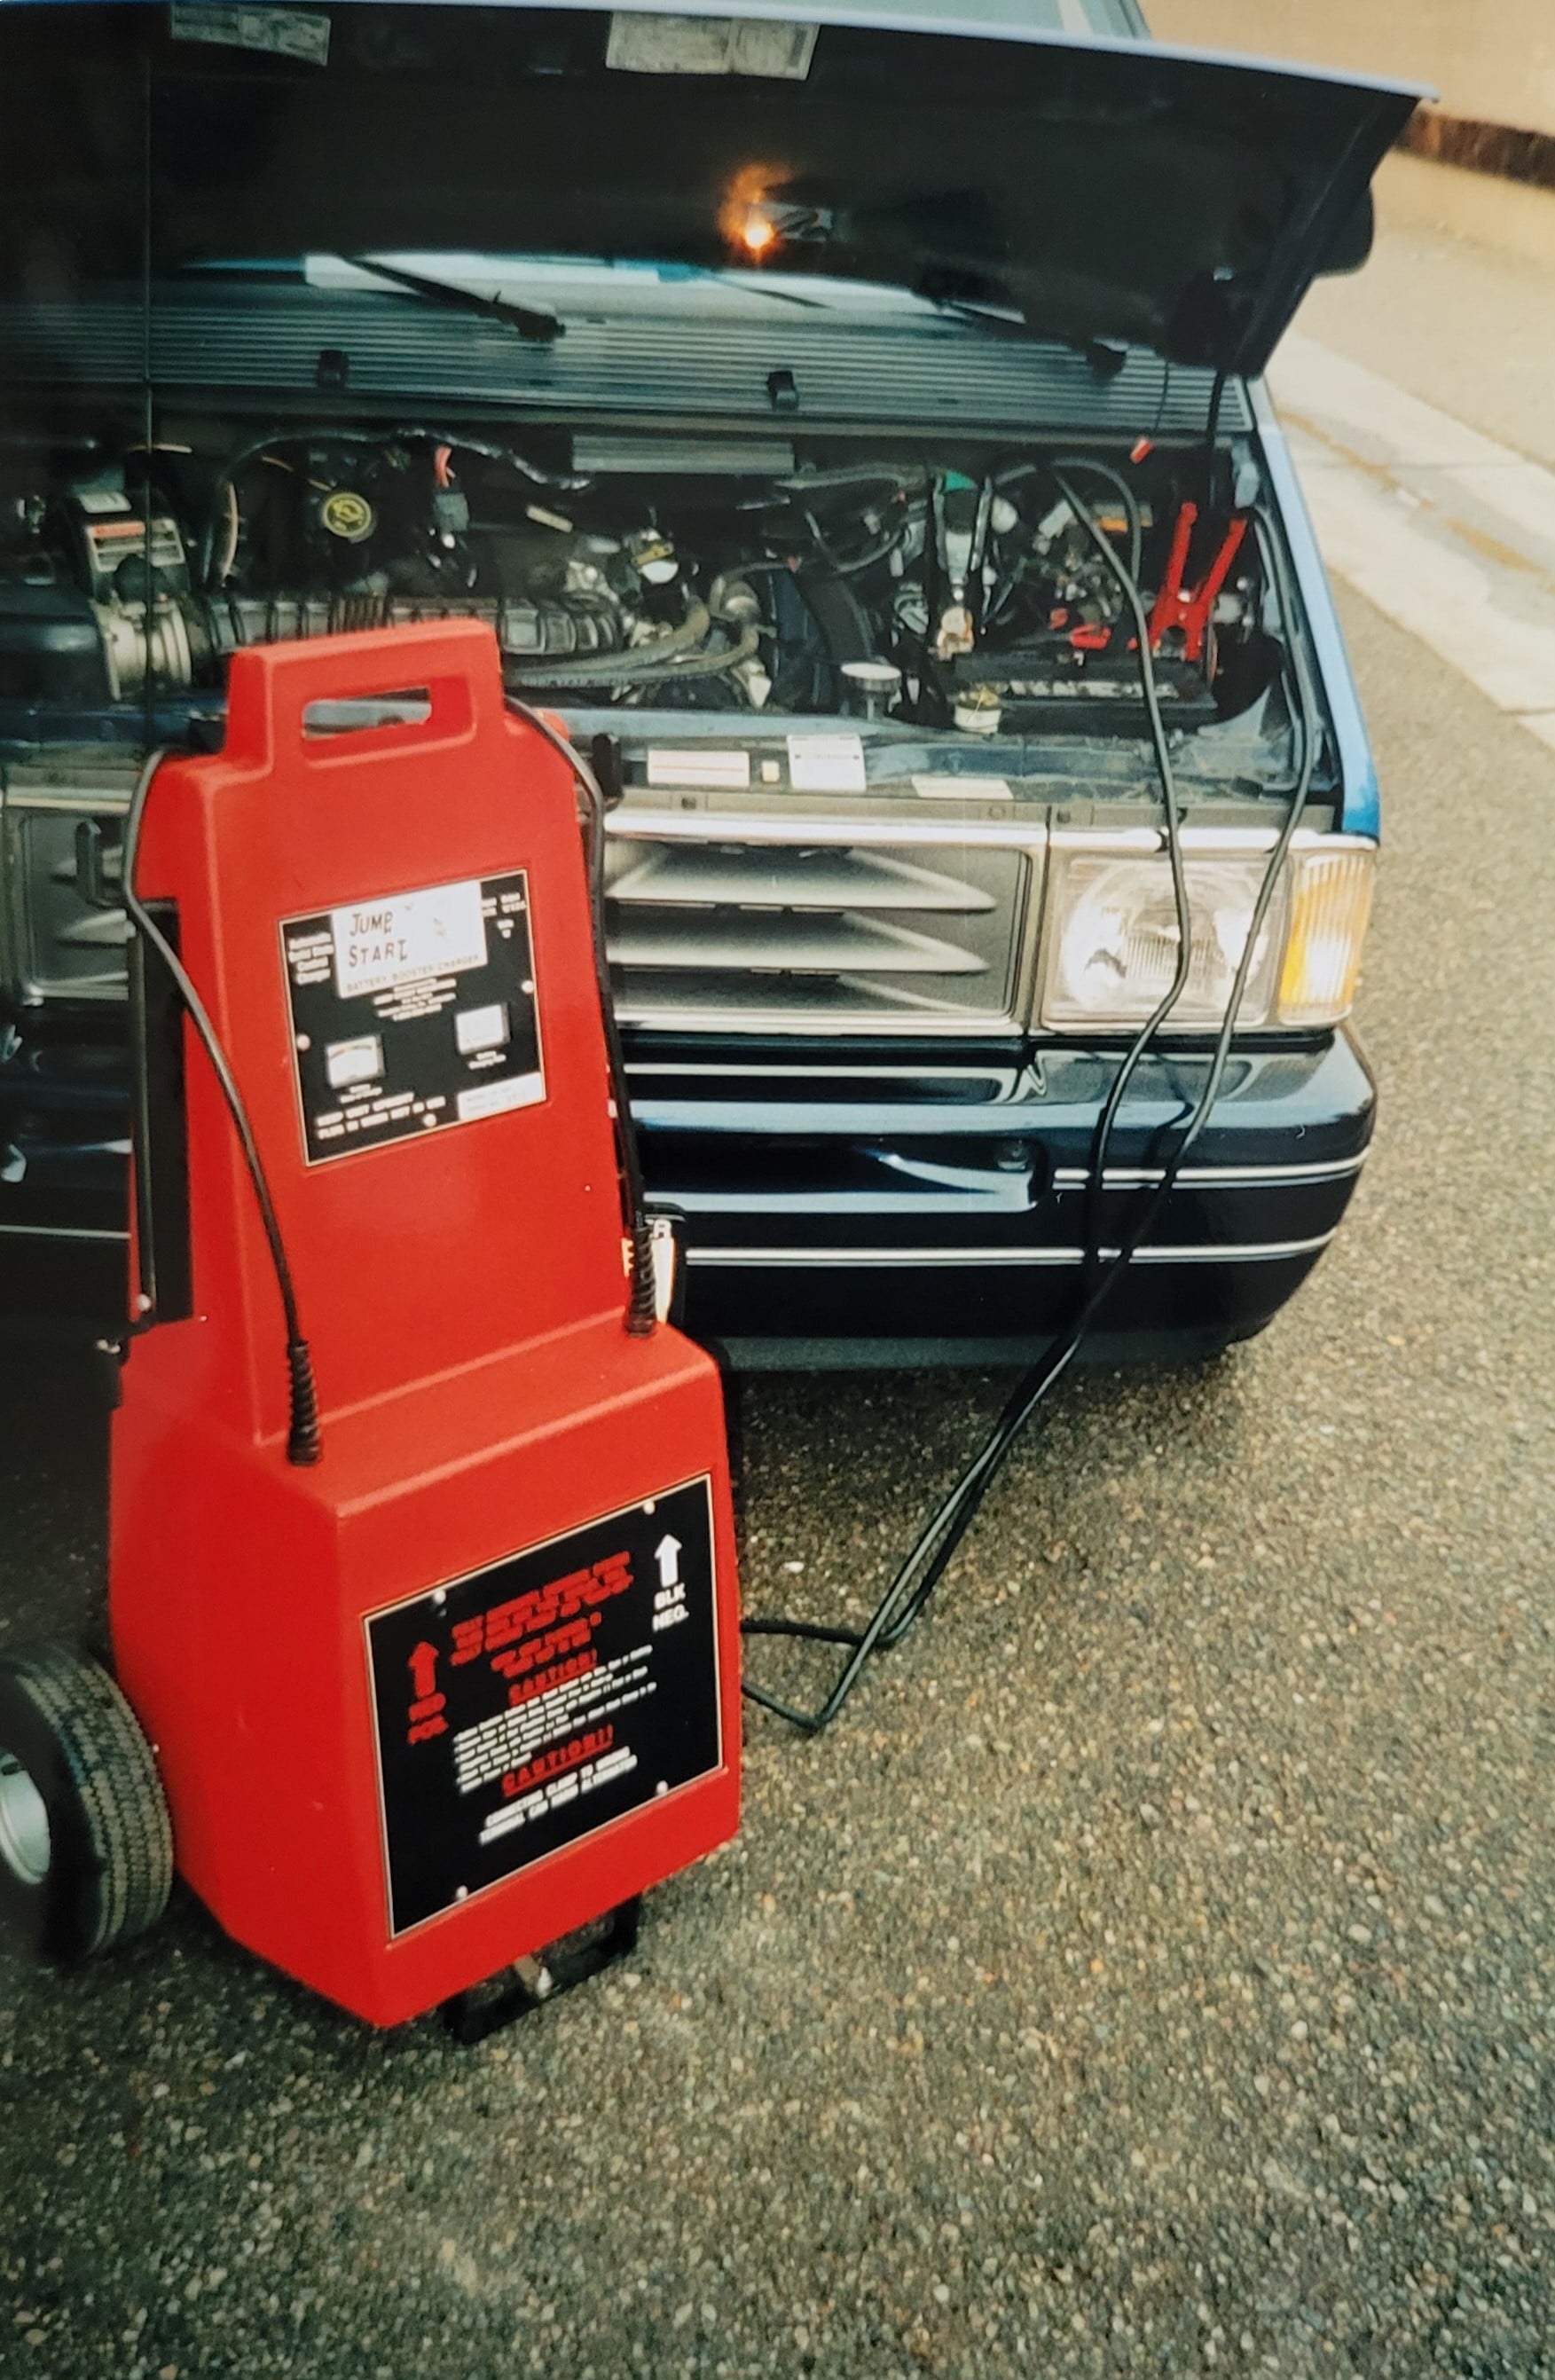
{"left": 25, "top": 618, "right": 741, "bottom": 2029}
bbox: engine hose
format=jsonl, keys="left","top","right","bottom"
{"left": 774, "top": 465, "right": 926, "bottom": 498}
{"left": 512, "top": 618, "right": 763, "bottom": 691}
{"left": 507, "top": 600, "right": 712, "bottom": 686}
{"left": 648, "top": 620, "right": 763, "bottom": 679}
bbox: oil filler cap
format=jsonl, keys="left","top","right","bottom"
{"left": 318, "top": 487, "right": 376, "bottom": 543}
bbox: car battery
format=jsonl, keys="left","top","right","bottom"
{"left": 109, "top": 618, "right": 740, "bottom": 2028}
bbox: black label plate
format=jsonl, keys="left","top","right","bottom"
{"left": 365, "top": 1478, "right": 721, "bottom": 1936}
{"left": 280, "top": 869, "right": 544, "bottom": 1165}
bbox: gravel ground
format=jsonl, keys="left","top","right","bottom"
{"left": 2, "top": 582, "right": 1554, "bottom": 2379}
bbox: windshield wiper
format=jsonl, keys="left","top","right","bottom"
{"left": 923, "top": 293, "right": 1129, "bottom": 376}
{"left": 339, "top": 255, "right": 562, "bottom": 344}
{"left": 925, "top": 295, "right": 1033, "bottom": 339}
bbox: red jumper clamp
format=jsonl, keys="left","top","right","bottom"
{"left": 1146, "top": 501, "right": 1248, "bottom": 663}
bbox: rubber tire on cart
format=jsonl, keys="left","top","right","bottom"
{"left": 0, "top": 1643, "right": 173, "bottom": 1962}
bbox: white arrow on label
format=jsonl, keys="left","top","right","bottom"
{"left": 654, "top": 1534, "right": 682, "bottom": 1591}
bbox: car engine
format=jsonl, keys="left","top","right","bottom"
{"left": 0, "top": 425, "right": 1278, "bottom": 738}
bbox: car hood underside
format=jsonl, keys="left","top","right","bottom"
{"left": 1, "top": 0, "right": 1419, "bottom": 379}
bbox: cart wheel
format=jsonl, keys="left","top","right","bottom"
{"left": 0, "top": 1643, "right": 172, "bottom": 1963}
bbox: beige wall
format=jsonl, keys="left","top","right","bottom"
{"left": 1149, "top": 1, "right": 1555, "bottom": 139}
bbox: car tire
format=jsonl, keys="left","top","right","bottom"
{"left": 0, "top": 1642, "right": 173, "bottom": 1962}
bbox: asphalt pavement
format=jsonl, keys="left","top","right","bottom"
{"left": 4, "top": 271, "right": 1555, "bottom": 2380}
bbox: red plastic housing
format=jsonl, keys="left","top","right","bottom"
{"left": 109, "top": 620, "right": 740, "bottom": 2026}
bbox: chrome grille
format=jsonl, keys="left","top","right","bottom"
{"left": 1, "top": 782, "right": 130, "bottom": 1005}
{"left": 0, "top": 772, "right": 1042, "bottom": 1032}
{"left": 605, "top": 818, "right": 1040, "bottom": 1033}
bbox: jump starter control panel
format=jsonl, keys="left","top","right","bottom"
{"left": 281, "top": 870, "right": 544, "bottom": 1164}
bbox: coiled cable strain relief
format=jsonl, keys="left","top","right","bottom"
{"left": 625, "top": 1221, "right": 658, "bottom": 1337}
{"left": 285, "top": 1338, "right": 323, "bottom": 1465}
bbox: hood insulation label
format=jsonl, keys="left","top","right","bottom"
{"left": 605, "top": 14, "right": 816, "bottom": 78}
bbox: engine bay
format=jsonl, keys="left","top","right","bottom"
{"left": 0, "top": 421, "right": 1286, "bottom": 745}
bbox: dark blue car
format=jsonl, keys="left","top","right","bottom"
{"left": 0, "top": 0, "right": 1416, "bottom": 1366}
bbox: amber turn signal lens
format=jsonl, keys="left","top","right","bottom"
{"left": 1277, "top": 843, "right": 1376, "bottom": 1026}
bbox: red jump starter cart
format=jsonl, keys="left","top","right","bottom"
{"left": 106, "top": 620, "right": 740, "bottom": 2028}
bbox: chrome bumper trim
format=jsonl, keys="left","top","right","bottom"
{"left": 1050, "top": 1153, "right": 1368, "bottom": 1189}
{"left": 686, "top": 1230, "right": 1338, "bottom": 1269}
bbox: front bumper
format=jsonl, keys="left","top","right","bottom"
{"left": 0, "top": 1020, "right": 1374, "bottom": 1362}
{"left": 632, "top": 1028, "right": 1375, "bottom": 1367}
{"left": 0, "top": 1023, "right": 131, "bottom": 1338}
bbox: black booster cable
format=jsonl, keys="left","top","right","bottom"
{"left": 740, "top": 471, "right": 1323, "bottom": 1734}
{"left": 119, "top": 703, "right": 663, "bottom": 1473}
{"left": 507, "top": 700, "right": 658, "bottom": 1334}
{"left": 122, "top": 749, "right": 323, "bottom": 1465}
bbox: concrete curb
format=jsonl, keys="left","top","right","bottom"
{"left": 1398, "top": 106, "right": 1555, "bottom": 198}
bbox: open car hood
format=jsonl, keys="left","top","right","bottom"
{"left": 1, "top": 0, "right": 1421, "bottom": 379}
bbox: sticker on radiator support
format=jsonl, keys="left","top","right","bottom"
{"left": 280, "top": 869, "right": 545, "bottom": 1164}
{"left": 787, "top": 732, "right": 866, "bottom": 792}
{"left": 605, "top": 14, "right": 817, "bottom": 79}
{"left": 365, "top": 1477, "right": 722, "bottom": 1936}
{"left": 646, "top": 746, "right": 751, "bottom": 790}
{"left": 169, "top": 4, "right": 331, "bottom": 66}
{"left": 911, "top": 774, "right": 1014, "bottom": 801}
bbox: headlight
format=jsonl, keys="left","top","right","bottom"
{"left": 1039, "top": 836, "right": 1375, "bottom": 1033}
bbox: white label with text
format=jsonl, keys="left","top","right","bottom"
{"left": 330, "top": 878, "right": 487, "bottom": 1001}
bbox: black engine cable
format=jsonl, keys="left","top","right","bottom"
{"left": 985, "top": 455, "right": 1141, "bottom": 632}
{"left": 1052, "top": 455, "right": 1143, "bottom": 584}
{"left": 506, "top": 699, "right": 658, "bottom": 1334}
{"left": 121, "top": 750, "right": 322, "bottom": 1465}
{"left": 740, "top": 472, "right": 1321, "bottom": 1734}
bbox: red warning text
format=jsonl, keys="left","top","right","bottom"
{"left": 506, "top": 1649, "right": 598, "bottom": 1710}
{"left": 451, "top": 1550, "right": 633, "bottom": 1665}
{"left": 490, "top": 1614, "right": 593, "bottom": 1682}
{"left": 499, "top": 1724, "right": 614, "bottom": 1799}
